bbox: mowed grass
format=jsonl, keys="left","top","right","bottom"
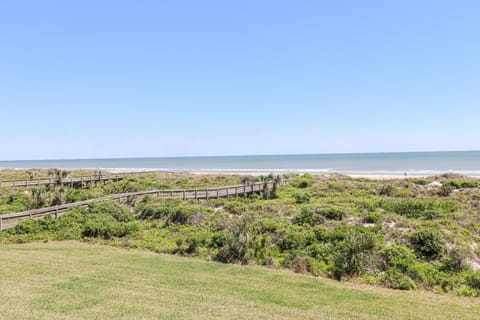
{"left": 0, "top": 242, "right": 479, "bottom": 320}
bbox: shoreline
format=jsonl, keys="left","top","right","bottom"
{"left": 1, "top": 167, "right": 480, "bottom": 180}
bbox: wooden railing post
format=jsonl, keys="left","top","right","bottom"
{"left": 0, "top": 217, "right": 3, "bottom": 231}
{"left": 206, "top": 188, "right": 209, "bottom": 200}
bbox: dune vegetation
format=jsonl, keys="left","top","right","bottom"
{"left": 1, "top": 170, "right": 480, "bottom": 300}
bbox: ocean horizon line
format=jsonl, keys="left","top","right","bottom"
{"left": 1, "top": 151, "right": 479, "bottom": 175}
{"left": 2, "top": 149, "right": 480, "bottom": 163}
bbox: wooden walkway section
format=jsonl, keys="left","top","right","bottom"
{"left": 0, "top": 171, "right": 157, "bottom": 188}
{"left": 0, "top": 180, "right": 288, "bottom": 231}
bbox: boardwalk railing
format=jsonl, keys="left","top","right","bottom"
{"left": 0, "top": 180, "right": 289, "bottom": 231}
{"left": 0, "top": 171, "right": 164, "bottom": 188}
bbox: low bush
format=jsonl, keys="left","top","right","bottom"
{"left": 382, "top": 198, "right": 459, "bottom": 219}
{"left": 279, "top": 227, "right": 308, "bottom": 251}
{"left": 171, "top": 205, "right": 209, "bottom": 225}
{"left": 442, "top": 245, "right": 471, "bottom": 272}
{"left": 293, "top": 192, "right": 311, "bottom": 204}
{"left": 295, "top": 205, "right": 346, "bottom": 225}
{"left": 407, "top": 262, "right": 443, "bottom": 288}
{"left": 328, "top": 183, "right": 346, "bottom": 192}
{"left": 410, "top": 229, "right": 445, "bottom": 260}
{"left": 139, "top": 204, "right": 172, "bottom": 220}
{"left": 444, "top": 180, "right": 479, "bottom": 189}
{"left": 412, "top": 179, "right": 431, "bottom": 185}
{"left": 333, "top": 230, "right": 378, "bottom": 279}
{"left": 215, "top": 215, "right": 260, "bottom": 264}
{"left": 466, "top": 271, "right": 480, "bottom": 289}
{"left": 89, "top": 202, "right": 134, "bottom": 222}
{"left": 382, "top": 245, "right": 416, "bottom": 272}
{"left": 293, "top": 174, "right": 315, "bottom": 188}
{"left": 363, "top": 210, "right": 382, "bottom": 224}
{"left": 457, "top": 285, "right": 479, "bottom": 297}
{"left": 378, "top": 184, "right": 397, "bottom": 196}
{"left": 380, "top": 268, "right": 417, "bottom": 290}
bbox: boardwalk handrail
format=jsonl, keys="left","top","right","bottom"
{"left": 0, "top": 170, "right": 169, "bottom": 188}
{"left": 0, "top": 179, "right": 290, "bottom": 231}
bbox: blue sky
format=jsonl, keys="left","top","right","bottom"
{"left": 1, "top": 0, "right": 479, "bottom": 160}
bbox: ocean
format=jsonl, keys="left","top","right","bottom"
{"left": 1, "top": 151, "right": 479, "bottom": 176}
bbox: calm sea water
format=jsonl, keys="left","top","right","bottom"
{"left": 1, "top": 151, "right": 480, "bottom": 176}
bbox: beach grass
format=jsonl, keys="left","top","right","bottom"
{"left": 0, "top": 241, "right": 479, "bottom": 320}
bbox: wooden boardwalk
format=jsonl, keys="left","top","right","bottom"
{"left": 0, "top": 171, "right": 159, "bottom": 188}
{"left": 0, "top": 180, "right": 288, "bottom": 231}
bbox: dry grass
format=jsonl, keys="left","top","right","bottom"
{"left": 0, "top": 241, "right": 479, "bottom": 320}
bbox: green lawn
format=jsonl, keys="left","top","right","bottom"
{"left": 0, "top": 242, "right": 478, "bottom": 319}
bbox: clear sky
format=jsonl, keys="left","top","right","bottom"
{"left": 1, "top": 0, "right": 479, "bottom": 160}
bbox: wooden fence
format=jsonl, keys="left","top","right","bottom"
{"left": 0, "top": 180, "right": 289, "bottom": 231}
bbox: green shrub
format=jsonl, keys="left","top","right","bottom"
{"left": 381, "top": 268, "right": 417, "bottom": 290}
{"left": 139, "top": 204, "right": 172, "bottom": 220}
{"left": 3, "top": 193, "right": 31, "bottom": 212}
{"left": 314, "top": 225, "right": 357, "bottom": 243}
{"left": 410, "top": 229, "right": 445, "bottom": 260}
{"left": 295, "top": 205, "right": 346, "bottom": 225}
{"left": 466, "top": 271, "right": 480, "bottom": 289}
{"left": 175, "top": 230, "right": 212, "bottom": 255}
{"left": 215, "top": 215, "right": 260, "bottom": 264}
{"left": 442, "top": 245, "right": 471, "bottom": 272}
{"left": 382, "top": 245, "right": 416, "bottom": 272}
{"left": 439, "top": 184, "right": 455, "bottom": 197}
{"left": 9, "top": 219, "right": 44, "bottom": 235}
{"left": 223, "top": 201, "right": 248, "bottom": 214}
{"left": 89, "top": 202, "right": 134, "bottom": 222}
{"left": 356, "top": 198, "right": 381, "bottom": 212}
{"left": 293, "top": 192, "right": 311, "bottom": 204}
{"left": 65, "top": 189, "right": 94, "bottom": 203}
{"left": 293, "top": 174, "right": 315, "bottom": 188}
{"left": 407, "top": 262, "right": 443, "bottom": 287}
{"left": 462, "top": 181, "right": 480, "bottom": 188}
{"left": 318, "top": 205, "right": 346, "bottom": 221}
{"left": 306, "top": 257, "right": 329, "bottom": 276}
{"left": 363, "top": 210, "right": 382, "bottom": 224}
{"left": 383, "top": 198, "right": 458, "bottom": 219}
{"left": 456, "top": 285, "right": 479, "bottom": 297}
{"left": 333, "top": 230, "right": 378, "bottom": 279}
{"left": 444, "top": 180, "right": 479, "bottom": 190}
{"left": 167, "top": 205, "right": 206, "bottom": 225}
{"left": 294, "top": 206, "right": 324, "bottom": 225}
{"left": 81, "top": 210, "right": 141, "bottom": 239}
{"left": 279, "top": 228, "right": 307, "bottom": 251}
{"left": 378, "top": 184, "right": 396, "bottom": 196}
{"left": 306, "top": 242, "right": 335, "bottom": 260}
{"left": 412, "top": 179, "right": 431, "bottom": 185}
{"left": 328, "top": 183, "right": 346, "bottom": 192}
{"left": 288, "top": 255, "right": 308, "bottom": 274}
{"left": 29, "top": 187, "right": 48, "bottom": 209}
